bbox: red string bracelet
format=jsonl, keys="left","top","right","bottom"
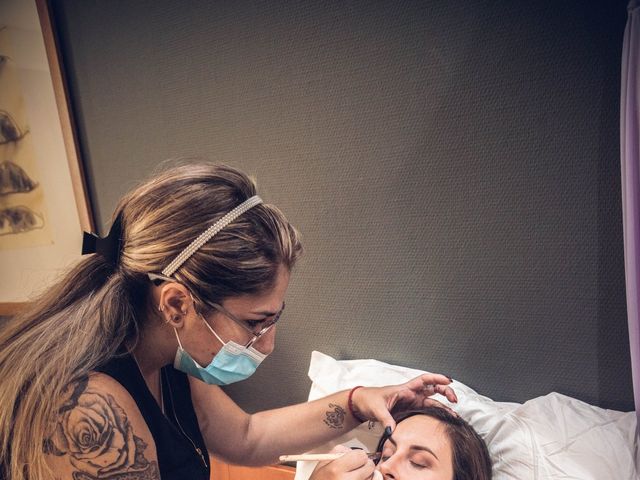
{"left": 347, "top": 386, "right": 367, "bottom": 423}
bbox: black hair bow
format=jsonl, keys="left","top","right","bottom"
{"left": 81, "top": 213, "right": 123, "bottom": 267}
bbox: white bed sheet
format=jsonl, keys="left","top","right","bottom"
{"left": 294, "top": 351, "right": 638, "bottom": 480}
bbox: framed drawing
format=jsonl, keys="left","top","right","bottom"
{"left": 0, "top": 0, "right": 94, "bottom": 315}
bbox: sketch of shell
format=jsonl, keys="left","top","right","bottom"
{"left": 0, "top": 110, "right": 29, "bottom": 144}
{"left": 0, "top": 206, "right": 44, "bottom": 236}
{"left": 0, "top": 161, "right": 38, "bottom": 195}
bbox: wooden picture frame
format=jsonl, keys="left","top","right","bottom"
{"left": 35, "top": 0, "right": 94, "bottom": 233}
{"left": 0, "top": 0, "right": 94, "bottom": 316}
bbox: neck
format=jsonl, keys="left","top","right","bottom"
{"left": 130, "top": 320, "right": 174, "bottom": 415}
{"left": 131, "top": 315, "right": 177, "bottom": 376}
{"left": 132, "top": 357, "right": 164, "bottom": 415}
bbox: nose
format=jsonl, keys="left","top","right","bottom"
{"left": 253, "top": 326, "right": 276, "bottom": 354}
{"left": 377, "top": 456, "right": 398, "bottom": 479}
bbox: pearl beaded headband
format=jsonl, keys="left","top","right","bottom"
{"left": 161, "top": 195, "right": 263, "bottom": 277}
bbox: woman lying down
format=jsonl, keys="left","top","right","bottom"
{"left": 309, "top": 406, "right": 492, "bottom": 480}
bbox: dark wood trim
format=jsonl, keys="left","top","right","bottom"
{"left": 34, "top": 0, "right": 95, "bottom": 233}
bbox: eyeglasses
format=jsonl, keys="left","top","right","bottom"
{"left": 208, "top": 301, "right": 285, "bottom": 348}
{"left": 148, "top": 272, "right": 285, "bottom": 348}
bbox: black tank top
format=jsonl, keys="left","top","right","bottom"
{"left": 97, "top": 354, "right": 211, "bottom": 480}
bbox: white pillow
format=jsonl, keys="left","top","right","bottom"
{"left": 294, "top": 351, "right": 638, "bottom": 480}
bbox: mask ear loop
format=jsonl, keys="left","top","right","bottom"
{"left": 173, "top": 328, "right": 184, "bottom": 349}
{"left": 199, "top": 313, "right": 226, "bottom": 345}
{"left": 188, "top": 292, "right": 226, "bottom": 346}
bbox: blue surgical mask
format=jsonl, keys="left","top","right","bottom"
{"left": 173, "top": 315, "right": 268, "bottom": 385}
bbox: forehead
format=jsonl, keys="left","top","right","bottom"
{"left": 221, "top": 267, "right": 290, "bottom": 313}
{"left": 391, "top": 415, "right": 453, "bottom": 458}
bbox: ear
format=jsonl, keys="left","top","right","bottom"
{"left": 157, "top": 283, "right": 195, "bottom": 328}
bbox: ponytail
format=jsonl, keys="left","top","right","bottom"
{"left": 0, "top": 251, "right": 146, "bottom": 480}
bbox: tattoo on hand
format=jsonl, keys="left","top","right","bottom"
{"left": 323, "top": 403, "right": 345, "bottom": 429}
{"left": 44, "top": 376, "right": 160, "bottom": 479}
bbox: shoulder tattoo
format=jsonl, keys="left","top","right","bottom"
{"left": 44, "top": 376, "right": 160, "bottom": 480}
{"left": 323, "top": 403, "right": 346, "bottom": 429}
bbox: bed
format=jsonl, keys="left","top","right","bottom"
{"left": 293, "top": 351, "right": 638, "bottom": 480}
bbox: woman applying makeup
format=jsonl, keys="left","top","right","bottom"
{"left": 0, "top": 164, "right": 456, "bottom": 480}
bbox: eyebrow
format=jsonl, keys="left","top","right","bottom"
{"left": 387, "top": 436, "right": 439, "bottom": 460}
{"left": 249, "top": 301, "right": 285, "bottom": 317}
{"left": 249, "top": 310, "right": 278, "bottom": 317}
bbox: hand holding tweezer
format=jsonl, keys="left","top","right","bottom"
{"left": 278, "top": 451, "right": 381, "bottom": 462}
{"left": 279, "top": 425, "right": 392, "bottom": 463}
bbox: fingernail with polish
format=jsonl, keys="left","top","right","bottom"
{"left": 384, "top": 426, "right": 392, "bottom": 436}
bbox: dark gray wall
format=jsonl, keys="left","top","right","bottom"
{"left": 50, "top": 0, "right": 632, "bottom": 411}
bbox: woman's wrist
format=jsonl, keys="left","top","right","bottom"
{"left": 347, "top": 386, "right": 367, "bottom": 423}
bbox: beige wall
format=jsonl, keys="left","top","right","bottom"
{"left": 0, "top": 0, "right": 82, "bottom": 304}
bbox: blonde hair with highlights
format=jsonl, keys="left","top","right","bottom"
{"left": 0, "top": 163, "right": 302, "bottom": 480}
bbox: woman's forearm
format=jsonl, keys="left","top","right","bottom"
{"left": 190, "top": 379, "right": 361, "bottom": 466}
{"left": 241, "top": 389, "right": 361, "bottom": 466}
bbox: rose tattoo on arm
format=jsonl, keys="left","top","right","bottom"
{"left": 44, "top": 377, "right": 160, "bottom": 480}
